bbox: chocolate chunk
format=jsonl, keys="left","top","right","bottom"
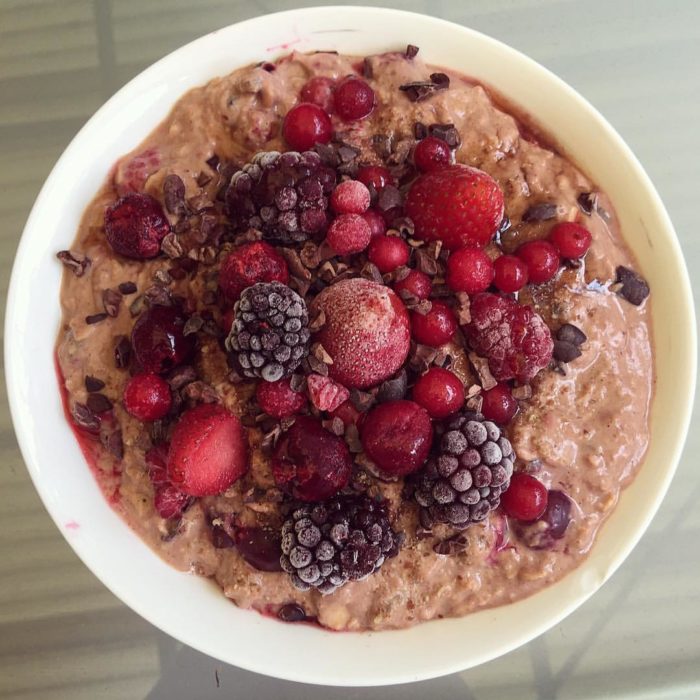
{"left": 344, "top": 424, "right": 362, "bottom": 453}
{"left": 349, "top": 388, "right": 376, "bottom": 413}
{"left": 71, "top": 402, "right": 99, "bottom": 431}
{"left": 615, "top": 266, "right": 650, "bottom": 306}
{"left": 522, "top": 202, "right": 558, "bottom": 222}
{"left": 377, "top": 369, "right": 408, "bottom": 403}
{"left": 454, "top": 292, "right": 471, "bottom": 324}
{"left": 57, "top": 250, "right": 90, "bottom": 277}
{"left": 153, "top": 269, "right": 173, "bottom": 286}
{"left": 118, "top": 281, "right": 137, "bottom": 295}
{"left": 433, "top": 533, "right": 468, "bottom": 556}
{"left": 114, "top": 336, "right": 131, "bottom": 369}
{"left": 278, "top": 604, "right": 307, "bottom": 623}
{"left": 182, "top": 381, "right": 219, "bottom": 404}
{"left": 183, "top": 313, "right": 204, "bottom": 336}
{"left": 144, "top": 284, "right": 172, "bottom": 307}
{"left": 414, "top": 248, "right": 438, "bottom": 276}
{"left": 576, "top": 191, "right": 597, "bottom": 216}
{"left": 322, "top": 416, "right": 346, "bottom": 436}
{"left": 360, "top": 262, "right": 384, "bottom": 284}
{"left": 468, "top": 352, "right": 498, "bottom": 390}
{"left": 163, "top": 174, "right": 186, "bottom": 214}
{"left": 512, "top": 384, "right": 532, "bottom": 400}
{"left": 167, "top": 365, "right": 197, "bottom": 390}
{"left": 85, "top": 375, "right": 105, "bottom": 392}
{"left": 289, "top": 373, "right": 307, "bottom": 393}
{"left": 429, "top": 123, "right": 460, "bottom": 148}
{"left": 430, "top": 72, "right": 450, "bottom": 88}
{"left": 552, "top": 340, "right": 582, "bottom": 363}
{"left": 86, "top": 393, "right": 112, "bottom": 414}
{"left": 377, "top": 186, "right": 403, "bottom": 213}
{"left": 556, "top": 323, "right": 587, "bottom": 346}
{"left": 196, "top": 171, "right": 213, "bottom": 188}
{"left": 399, "top": 81, "right": 439, "bottom": 102}
{"left": 85, "top": 312, "right": 108, "bottom": 325}
{"left": 414, "top": 122, "right": 428, "bottom": 140}
{"left": 205, "top": 154, "right": 220, "bottom": 171}
{"left": 372, "top": 134, "right": 392, "bottom": 159}
{"left": 405, "top": 44, "right": 419, "bottom": 59}
{"left": 100, "top": 426, "right": 124, "bottom": 460}
{"left": 102, "top": 288, "right": 122, "bottom": 317}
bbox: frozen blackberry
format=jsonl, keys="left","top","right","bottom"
{"left": 226, "top": 282, "right": 310, "bottom": 382}
{"left": 226, "top": 150, "right": 336, "bottom": 244}
{"left": 410, "top": 411, "right": 515, "bottom": 529}
{"left": 280, "top": 495, "right": 401, "bottom": 594}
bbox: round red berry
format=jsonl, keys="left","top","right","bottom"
{"left": 326, "top": 213, "right": 372, "bottom": 255}
{"left": 131, "top": 305, "right": 195, "bottom": 374}
{"left": 362, "top": 209, "right": 387, "bottom": 238}
{"left": 446, "top": 248, "right": 495, "bottom": 294}
{"left": 501, "top": 472, "right": 548, "bottom": 521}
{"left": 123, "top": 373, "right": 171, "bottom": 421}
{"left": 394, "top": 269, "right": 432, "bottom": 300}
{"left": 493, "top": 254, "right": 528, "bottom": 293}
{"left": 300, "top": 76, "right": 336, "bottom": 112}
{"left": 412, "top": 367, "right": 465, "bottom": 418}
{"left": 219, "top": 241, "right": 289, "bottom": 301}
{"left": 330, "top": 180, "right": 370, "bottom": 214}
{"left": 105, "top": 193, "right": 170, "bottom": 259}
{"left": 334, "top": 77, "right": 375, "bottom": 121}
{"left": 367, "top": 235, "right": 410, "bottom": 273}
{"left": 414, "top": 136, "right": 451, "bottom": 173}
{"left": 411, "top": 301, "right": 457, "bottom": 347}
{"left": 256, "top": 377, "right": 307, "bottom": 419}
{"left": 549, "top": 221, "right": 592, "bottom": 259}
{"left": 356, "top": 165, "right": 393, "bottom": 192}
{"left": 282, "top": 103, "right": 332, "bottom": 151}
{"left": 516, "top": 240, "right": 560, "bottom": 284}
{"left": 481, "top": 383, "right": 518, "bottom": 424}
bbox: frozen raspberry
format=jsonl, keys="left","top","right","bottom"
{"left": 105, "top": 193, "right": 170, "bottom": 259}
{"left": 517, "top": 240, "right": 560, "bottom": 284}
{"left": 405, "top": 165, "right": 504, "bottom": 249}
{"left": 300, "top": 76, "right": 336, "bottom": 112}
{"left": 414, "top": 136, "right": 451, "bottom": 172}
{"left": 362, "top": 209, "right": 387, "bottom": 238}
{"left": 465, "top": 293, "right": 553, "bottom": 383}
{"left": 361, "top": 400, "right": 433, "bottom": 476}
{"left": 282, "top": 103, "right": 332, "bottom": 151}
{"left": 411, "top": 301, "right": 457, "bottom": 347}
{"left": 272, "top": 415, "right": 352, "bottom": 501}
{"left": 326, "top": 213, "right": 372, "bottom": 255}
{"left": 123, "top": 373, "right": 172, "bottom": 421}
{"left": 481, "top": 383, "right": 518, "bottom": 424}
{"left": 219, "top": 241, "right": 289, "bottom": 302}
{"left": 412, "top": 367, "right": 465, "bottom": 419}
{"left": 114, "top": 147, "right": 161, "bottom": 195}
{"left": 306, "top": 374, "right": 350, "bottom": 413}
{"left": 256, "top": 377, "right": 307, "bottom": 418}
{"left": 446, "top": 248, "right": 495, "bottom": 294}
{"left": 500, "top": 472, "right": 548, "bottom": 521}
{"left": 549, "top": 221, "right": 592, "bottom": 259}
{"left": 131, "top": 305, "right": 196, "bottom": 374}
{"left": 394, "top": 269, "right": 432, "bottom": 301}
{"left": 334, "top": 77, "right": 375, "bottom": 121}
{"left": 493, "top": 254, "right": 528, "bottom": 293}
{"left": 357, "top": 165, "right": 394, "bottom": 192}
{"left": 330, "top": 180, "right": 370, "bottom": 214}
{"left": 310, "top": 278, "right": 410, "bottom": 389}
{"left": 367, "top": 235, "right": 410, "bottom": 273}
{"left": 167, "top": 404, "right": 248, "bottom": 497}
{"left": 233, "top": 526, "right": 283, "bottom": 572}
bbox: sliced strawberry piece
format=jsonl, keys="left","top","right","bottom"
{"left": 306, "top": 373, "right": 349, "bottom": 413}
{"left": 114, "top": 147, "right": 162, "bottom": 195}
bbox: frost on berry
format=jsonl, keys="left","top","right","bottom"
{"left": 307, "top": 373, "right": 350, "bottom": 413}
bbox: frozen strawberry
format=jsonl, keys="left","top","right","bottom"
{"left": 105, "top": 193, "right": 170, "bottom": 259}
{"left": 256, "top": 377, "right": 307, "bottom": 418}
{"left": 167, "top": 404, "right": 248, "bottom": 497}
{"left": 306, "top": 374, "right": 350, "bottom": 413}
{"left": 219, "top": 241, "right": 289, "bottom": 301}
{"left": 310, "top": 278, "right": 410, "bottom": 389}
{"left": 154, "top": 484, "right": 191, "bottom": 520}
{"left": 114, "top": 147, "right": 162, "bottom": 195}
{"left": 405, "top": 165, "right": 504, "bottom": 249}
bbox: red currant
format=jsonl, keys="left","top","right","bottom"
{"left": 356, "top": 165, "right": 394, "bottom": 192}
{"left": 330, "top": 180, "right": 370, "bottom": 214}
{"left": 282, "top": 103, "right": 332, "bottom": 151}
{"left": 326, "top": 213, "right": 372, "bottom": 255}
{"left": 481, "top": 383, "right": 518, "bottom": 424}
{"left": 367, "top": 235, "right": 410, "bottom": 273}
{"left": 256, "top": 377, "right": 307, "bottom": 419}
{"left": 300, "top": 76, "right": 336, "bottom": 112}
{"left": 446, "top": 248, "right": 495, "bottom": 294}
{"left": 412, "top": 367, "right": 465, "bottom": 418}
{"left": 361, "top": 209, "right": 387, "bottom": 238}
{"left": 123, "top": 373, "right": 172, "bottom": 421}
{"left": 549, "top": 221, "right": 592, "bottom": 259}
{"left": 334, "top": 77, "right": 375, "bottom": 121}
{"left": 516, "top": 240, "right": 560, "bottom": 284}
{"left": 413, "top": 136, "right": 451, "bottom": 172}
{"left": 501, "top": 473, "right": 548, "bottom": 521}
{"left": 411, "top": 301, "right": 457, "bottom": 346}
{"left": 394, "top": 269, "right": 432, "bottom": 300}
{"left": 493, "top": 254, "right": 528, "bottom": 293}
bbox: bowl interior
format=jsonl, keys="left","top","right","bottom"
{"left": 5, "top": 6, "right": 696, "bottom": 686}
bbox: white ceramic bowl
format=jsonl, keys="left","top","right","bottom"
{"left": 6, "top": 6, "right": 696, "bottom": 686}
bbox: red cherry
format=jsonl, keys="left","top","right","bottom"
{"left": 516, "top": 240, "right": 560, "bottom": 284}
{"left": 549, "top": 222, "right": 592, "bottom": 259}
{"left": 131, "top": 305, "right": 196, "bottom": 374}
{"left": 330, "top": 180, "right": 371, "bottom": 215}
{"left": 367, "top": 235, "right": 410, "bottom": 273}
{"left": 300, "top": 76, "right": 336, "bottom": 112}
{"left": 104, "top": 193, "right": 170, "bottom": 259}
{"left": 334, "top": 77, "right": 375, "bottom": 121}
{"left": 394, "top": 269, "right": 432, "bottom": 300}
{"left": 356, "top": 165, "right": 394, "bottom": 192}
{"left": 412, "top": 367, "right": 465, "bottom": 418}
{"left": 256, "top": 377, "right": 307, "bottom": 419}
{"left": 481, "top": 383, "right": 518, "bottom": 424}
{"left": 501, "top": 473, "right": 548, "bottom": 521}
{"left": 282, "top": 103, "right": 332, "bottom": 151}
{"left": 326, "top": 213, "right": 372, "bottom": 255}
{"left": 414, "top": 136, "right": 451, "bottom": 172}
{"left": 493, "top": 254, "right": 528, "bottom": 293}
{"left": 361, "top": 209, "right": 387, "bottom": 238}
{"left": 234, "top": 526, "right": 283, "bottom": 572}
{"left": 411, "top": 301, "right": 457, "bottom": 346}
{"left": 123, "top": 373, "right": 172, "bottom": 421}
{"left": 361, "top": 400, "right": 433, "bottom": 476}
{"left": 446, "top": 248, "right": 495, "bottom": 294}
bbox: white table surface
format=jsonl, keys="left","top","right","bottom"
{"left": 1, "top": 0, "right": 698, "bottom": 697}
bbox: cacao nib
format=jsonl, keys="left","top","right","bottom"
{"left": 57, "top": 250, "right": 90, "bottom": 277}
{"left": 118, "top": 281, "right": 137, "bottom": 295}
{"left": 522, "top": 202, "right": 558, "bottom": 222}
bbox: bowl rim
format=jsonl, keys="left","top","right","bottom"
{"left": 5, "top": 5, "right": 697, "bottom": 686}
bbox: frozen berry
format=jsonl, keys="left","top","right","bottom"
{"left": 405, "top": 165, "right": 504, "bottom": 249}
{"left": 300, "top": 76, "right": 336, "bottom": 112}
{"left": 446, "top": 248, "right": 495, "bottom": 294}
{"left": 493, "top": 254, "right": 528, "bottom": 293}
{"left": 330, "top": 180, "right": 370, "bottom": 214}
{"left": 516, "top": 240, "right": 560, "bottom": 284}
{"left": 167, "top": 404, "right": 248, "bottom": 497}
{"left": 362, "top": 209, "right": 387, "bottom": 238}
{"left": 256, "top": 377, "right": 307, "bottom": 418}
{"left": 481, "top": 383, "right": 518, "bottom": 424}
{"left": 310, "top": 278, "right": 410, "bottom": 389}
{"left": 333, "top": 77, "right": 375, "bottom": 121}
{"left": 105, "top": 193, "right": 170, "bottom": 259}
{"left": 549, "top": 222, "right": 592, "bottom": 259}
{"left": 123, "top": 373, "right": 172, "bottom": 421}
{"left": 114, "top": 147, "right": 161, "bottom": 195}
{"left": 326, "top": 213, "right": 372, "bottom": 255}
{"left": 361, "top": 400, "right": 433, "bottom": 476}
{"left": 219, "top": 241, "right": 289, "bottom": 301}
{"left": 154, "top": 484, "right": 191, "bottom": 520}
{"left": 282, "top": 103, "right": 332, "bottom": 151}
{"left": 357, "top": 165, "right": 394, "bottom": 192}
{"left": 412, "top": 367, "right": 465, "bottom": 418}
{"left": 367, "top": 235, "right": 410, "bottom": 273}
{"left": 330, "top": 400, "right": 361, "bottom": 427}
{"left": 131, "top": 305, "right": 195, "bottom": 374}
{"left": 501, "top": 472, "right": 548, "bottom": 521}
{"left": 306, "top": 373, "right": 350, "bottom": 413}
{"left": 414, "top": 136, "right": 451, "bottom": 172}
{"left": 394, "top": 269, "right": 432, "bottom": 300}
{"left": 464, "top": 293, "right": 553, "bottom": 383}
{"left": 234, "top": 526, "right": 283, "bottom": 572}
{"left": 411, "top": 301, "right": 457, "bottom": 347}
{"left": 272, "top": 415, "right": 352, "bottom": 501}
